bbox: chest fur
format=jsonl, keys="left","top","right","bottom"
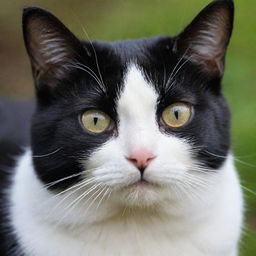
{"left": 13, "top": 216, "right": 233, "bottom": 256}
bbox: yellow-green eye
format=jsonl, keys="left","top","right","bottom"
{"left": 81, "top": 110, "right": 111, "bottom": 133}
{"left": 162, "top": 103, "right": 192, "bottom": 128}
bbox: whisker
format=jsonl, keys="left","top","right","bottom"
{"left": 51, "top": 176, "right": 99, "bottom": 198}
{"left": 62, "top": 182, "right": 103, "bottom": 213}
{"left": 32, "top": 148, "right": 62, "bottom": 158}
{"left": 165, "top": 48, "right": 189, "bottom": 90}
{"left": 179, "top": 180, "right": 205, "bottom": 202}
{"left": 83, "top": 184, "right": 106, "bottom": 213}
{"left": 106, "top": 189, "right": 112, "bottom": 203}
{"left": 184, "top": 173, "right": 211, "bottom": 187}
{"left": 241, "top": 185, "right": 256, "bottom": 197}
{"left": 168, "top": 58, "right": 190, "bottom": 89}
{"left": 42, "top": 165, "right": 111, "bottom": 190}
{"left": 45, "top": 178, "right": 100, "bottom": 215}
{"left": 43, "top": 172, "right": 86, "bottom": 190}
{"left": 80, "top": 26, "right": 106, "bottom": 93}
{"left": 54, "top": 183, "right": 104, "bottom": 226}
{"left": 169, "top": 184, "right": 184, "bottom": 201}
{"left": 161, "top": 64, "right": 167, "bottom": 93}
{"left": 68, "top": 12, "right": 107, "bottom": 93}
{"left": 204, "top": 150, "right": 256, "bottom": 168}
{"left": 66, "top": 64, "right": 103, "bottom": 88}
{"left": 96, "top": 187, "right": 110, "bottom": 212}
{"left": 43, "top": 169, "right": 96, "bottom": 190}
{"left": 75, "top": 62, "right": 102, "bottom": 81}
{"left": 185, "top": 165, "right": 213, "bottom": 174}
{"left": 40, "top": 177, "right": 100, "bottom": 211}
{"left": 122, "top": 204, "right": 129, "bottom": 217}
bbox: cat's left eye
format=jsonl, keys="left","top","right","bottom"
{"left": 161, "top": 103, "right": 192, "bottom": 128}
{"left": 81, "top": 110, "right": 112, "bottom": 134}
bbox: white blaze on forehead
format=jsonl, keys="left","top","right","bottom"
{"left": 118, "top": 64, "right": 158, "bottom": 120}
{"left": 116, "top": 64, "right": 159, "bottom": 152}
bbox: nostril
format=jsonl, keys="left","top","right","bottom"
{"left": 129, "top": 158, "right": 138, "bottom": 165}
{"left": 126, "top": 148, "right": 156, "bottom": 170}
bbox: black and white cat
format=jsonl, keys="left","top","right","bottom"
{"left": 0, "top": 0, "right": 243, "bottom": 255}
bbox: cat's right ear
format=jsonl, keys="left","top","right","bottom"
{"left": 23, "top": 7, "right": 85, "bottom": 89}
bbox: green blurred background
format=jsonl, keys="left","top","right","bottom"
{"left": 0, "top": 0, "right": 255, "bottom": 254}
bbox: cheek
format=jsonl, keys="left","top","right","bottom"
{"left": 84, "top": 139, "right": 123, "bottom": 169}
{"left": 144, "top": 135, "right": 195, "bottom": 184}
{"left": 158, "top": 135, "right": 193, "bottom": 163}
{"left": 81, "top": 139, "right": 140, "bottom": 186}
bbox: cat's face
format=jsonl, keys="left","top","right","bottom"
{"left": 23, "top": 1, "right": 234, "bottom": 219}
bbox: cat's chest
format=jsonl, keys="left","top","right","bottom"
{"left": 22, "top": 220, "right": 204, "bottom": 256}
{"left": 20, "top": 216, "right": 231, "bottom": 256}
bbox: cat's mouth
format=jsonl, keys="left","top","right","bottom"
{"left": 131, "top": 178, "right": 154, "bottom": 189}
{"left": 120, "top": 178, "right": 161, "bottom": 207}
{"left": 135, "top": 179, "right": 149, "bottom": 185}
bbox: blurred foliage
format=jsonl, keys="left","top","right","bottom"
{"left": 0, "top": 0, "right": 255, "bottom": 254}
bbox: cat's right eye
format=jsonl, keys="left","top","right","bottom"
{"left": 81, "top": 110, "right": 112, "bottom": 134}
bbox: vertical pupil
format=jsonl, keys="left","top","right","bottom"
{"left": 174, "top": 110, "right": 179, "bottom": 120}
{"left": 93, "top": 116, "right": 98, "bottom": 125}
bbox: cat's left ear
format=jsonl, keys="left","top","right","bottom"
{"left": 174, "top": 0, "right": 234, "bottom": 77}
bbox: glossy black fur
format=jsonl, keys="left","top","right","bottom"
{"left": 0, "top": 1, "right": 234, "bottom": 255}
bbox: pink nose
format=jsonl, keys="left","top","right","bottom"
{"left": 126, "top": 148, "right": 156, "bottom": 170}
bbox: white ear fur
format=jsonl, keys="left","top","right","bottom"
{"left": 175, "top": 0, "right": 234, "bottom": 76}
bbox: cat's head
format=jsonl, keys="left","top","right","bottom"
{"left": 23, "top": 0, "right": 234, "bottom": 222}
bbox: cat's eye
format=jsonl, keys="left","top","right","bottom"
{"left": 81, "top": 110, "right": 111, "bottom": 134}
{"left": 162, "top": 103, "right": 192, "bottom": 128}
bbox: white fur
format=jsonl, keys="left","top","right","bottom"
{"left": 41, "top": 32, "right": 69, "bottom": 64}
{"left": 10, "top": 65, "right": 243, "bottom": 256}
{"left": 189, "top": 19, "right": 226, "bottom": 65}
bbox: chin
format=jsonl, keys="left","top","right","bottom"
{"left": 115, "top": 181, "right": 165, "bottom": 208}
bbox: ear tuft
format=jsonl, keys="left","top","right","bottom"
{"left": 175, "top": 0, "right": 234, "bottom": 76}
{"left": 23, "top": 7, "right": 83, "bottom": 87}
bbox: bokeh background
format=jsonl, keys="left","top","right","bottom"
{"left": 0, "top": 0, "right": 255, "bottom": 254}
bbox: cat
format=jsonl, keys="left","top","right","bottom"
{"left": 0, "top": 0, "right": 243, "bottom": 255}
